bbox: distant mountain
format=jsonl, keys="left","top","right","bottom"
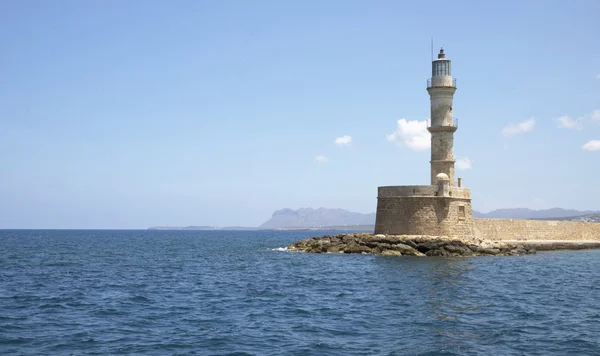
{"left": 259, "top": 208, "right": 375, "bottom": 229}
{"left": 473, "top": 208, "right": 599, "bottom": 219}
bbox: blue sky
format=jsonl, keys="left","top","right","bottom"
{"left": 1, "top": 0, "right": 599, "bottom": 228}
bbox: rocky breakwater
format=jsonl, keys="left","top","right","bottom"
{"left": 288, "top": 233, "right": 536, "bottom": 257}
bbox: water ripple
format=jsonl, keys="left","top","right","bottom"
{"left": 1, "top": 230, "right": 600, "bottom": 355}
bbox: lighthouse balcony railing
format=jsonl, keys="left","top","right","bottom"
{"left": 427, "top": 78, "right": 456, "bottom": 89}
{"left": 426, "top": 118, "right": 458, "bottom": 128}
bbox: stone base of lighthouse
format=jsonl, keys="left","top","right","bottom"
{"left": 374, "top": 184, "right": 474, "bottom": 239}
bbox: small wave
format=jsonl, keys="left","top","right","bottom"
{"left": 269, "top": 247, "right": 289, "bottom": 252}
{"left": 130, "top": 295, "right": 151, "bottom": 303}
{"left": 39, "top": 303, "right": 68, "bottom": 309}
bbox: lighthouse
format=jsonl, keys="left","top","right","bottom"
{"left": 374, "top": 47, "right": 474, "bottom": 238}
{"left": 427, "top": 48, "right": 457, "bottom": 186}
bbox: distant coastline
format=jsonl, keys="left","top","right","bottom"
{"left": 147, "top": 224, "right": 375, "bottom": 231}
{"left": 148, "top": 226, "right": 259, "bottom": 231}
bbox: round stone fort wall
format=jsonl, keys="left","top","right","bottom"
{"left": 374, "top": 196, "right": 474, "bottom": 238}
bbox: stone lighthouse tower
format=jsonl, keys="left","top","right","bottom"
{"left": 374, "top": 47, "right": 474, "bottom": 238}
{"left": 427, "top": 48, "right": 457, "bottom": 186}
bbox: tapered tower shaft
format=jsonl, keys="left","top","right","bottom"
{"left": 427, "top": 48, "right": 457, "bottom": 186}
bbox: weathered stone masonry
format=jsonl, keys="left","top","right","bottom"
{"left": 375, "top": 196, "right": 474, "bottom": 237}
{"left": 474, "top": 219, "right": 600, "bottom": 241}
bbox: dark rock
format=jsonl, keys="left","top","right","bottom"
{"left": 369, "top": 242, "right": 394, "bottom": 253}
{"left": 426, "top": 248, "right": 449, "bottom": 257}
{"left": 399, "top": 239, "right": 419, "bottom": 249}
{"left": 327, "top": 245, "right": 343, "bottom": 253}
{"left": 443, "top": 243, "right": 474, "bottom": 256}
{"left": 476, "top": 247, "right": 501, "bottom": 255}
{"left": 343, "top": 244, "right": 372, "bottom": 254}
{"left": 287, "top": 233, "right": 541, "bottom": 257}
{"left": 414, "top": 241, "right": 446, "bottom": 254}
{"left": 390, "top": 243, "right": 424, "bottom": 256}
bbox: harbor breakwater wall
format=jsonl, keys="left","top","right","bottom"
{"left": 474, "top": 218, "right": 600, "bottom": 241}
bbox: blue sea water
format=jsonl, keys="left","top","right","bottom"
{"left": 1, "top": 230, "right": 600, "bottom": 355}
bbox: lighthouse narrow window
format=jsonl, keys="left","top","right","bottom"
{"left": 435, "top": 62, "right": 448, "bottom": 76}
{"left": 458, "top": 206, "right": 466, "bottom": 220}
{"left": 433, "top": 61, "right": 451, "bottom": 77}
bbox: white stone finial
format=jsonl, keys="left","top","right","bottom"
{"left": 436, "top": 173, "right": 449, "bottom": 182}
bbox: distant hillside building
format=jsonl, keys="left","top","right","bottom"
{"left": 375, "top": 48, "right": 474, "bottom": 237}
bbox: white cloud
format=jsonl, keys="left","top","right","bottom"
{"left": 555, "top": 110, "right": 600, "bottom": 130}
{"left": 386, "top": 118, "right": 430, "bottom": 151}
{"left": 596, "top": 73, "right": 600, "bottom": 80}
{"left": 455, "top": 157, "right": 473, "bottom": 170}
{"left": 582, "top": 140, "right": 600, "bottom": 151}
{"left": 555, "top": 115, "right": 582, "bottom": 130}
{"left": 501, "top": 118, "right": 535, "bottom": 136}
{"left": 315, "top": 155, "right": 328, "bottom": 163}
{"left": 334, "top": 135, "right": 352, "bottom": 146}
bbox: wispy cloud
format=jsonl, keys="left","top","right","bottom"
{"left": 334, "top": 135, "right": 352, "bottom": 146}
{"left": 555, "top": 115, "right": 583, "bottom": 130}
{"left": 315, "top": 155, "right": 329, "bottom": 163}
{"left": 455, "top": 157, "right": 473, "bottom": 170}
{"left": 386, "top": 118, "right": 430, "bottom": 151}
{"left": 596, "top": 73, "right": 600, "bottom": 80}
{"left": 555, "top": 110, "right": 600, "bottom": 130}
{"left": 582, "top": 140, "right": 600, "bottom": 151}
{"left": 501, "top": 118, "right": 535, "bottom": 136}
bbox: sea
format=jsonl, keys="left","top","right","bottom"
{"left": 1, "top": 229, "right": 600, "bottom": 355}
